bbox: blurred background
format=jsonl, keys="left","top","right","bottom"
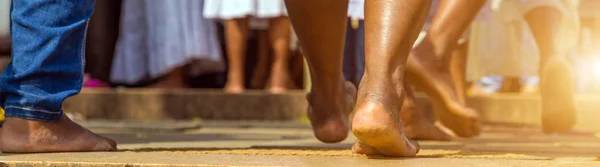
{"left": 0, "top": 0, "right": 597, "bottom": 94}
{"left": 0, "top": 0, "right": 595, "bottom": 93}
{"left": 0, "top": 0, "right": 598, "bottom": 130}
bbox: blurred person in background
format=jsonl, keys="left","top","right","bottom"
{"left": 204, "top": 0, "right": 291, "bottom": 93}
{"left": 477, "top": 0, "right": 579, "bottom": 133}
{"left": 425, "top": 0, "right": 580, "bottom": 133}
{"left": 579, "top": 0, "right": 600, "bottom": 57}
{"left": 111, "top": 0, "right": 224, "bottom": 88}
{"left": 406, "top": 0, "right": 483, "bottom": 138}
{"left": 83, "top": 0, "right": 122, "bottom": 88}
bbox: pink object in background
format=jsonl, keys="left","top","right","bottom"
{"left": 83, "top": 74, "right": 107, "bottom": 88}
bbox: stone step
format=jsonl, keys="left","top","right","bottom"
{"left": 468, "top": 94, "right": 600, "bottom": 132}
{"left": 64, "top": 89, "right": 308, "bottom": 121}
{"left": 64, "top": 89, "right": 600, "bottom": 132}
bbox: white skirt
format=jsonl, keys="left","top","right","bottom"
{"left": 348, "top": 0, "right": 364, "bottom": 20}
{"left": 203, "top": 0, "right": 287, "bottom": 19}
{"left": 112, "top": 0, "right": 224, "bottom": 84}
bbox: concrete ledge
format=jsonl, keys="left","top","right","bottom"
{"left": 64, "top": 89, "right": 307, "bottom": 121}
{"left": 468, "top": 94, "right": 600, "bottom": 132}
{"left": 65, "top": 89, "right": 600, "bottom": 131}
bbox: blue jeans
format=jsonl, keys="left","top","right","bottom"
{"left": 0, "top": 0, "right": 95, "bottom": 120}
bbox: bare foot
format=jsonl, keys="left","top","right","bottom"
{"left": 268, "top": 87, "right": 288, "bottom": 94}
{"left": 351, "top": 140, "right": 381, "bottom": 155}
{"left": 353, "top": 103, "right": 451, "bottom": 156}
{"left": 308, "top": 81, "right": 356, "bottom": 143}
{"left": 352, "top": 78, "right": 420, "bottom": 157}
{"left": 407, "top": 40, "right": 480, "bottom": 137}
{"left": 540, "top": 57, "right": 576, "bottom": 133}
{"left": 0, "top": 115, "right": 117, "bottom": 153}
{"left": 402, "top": 87, "right": 453, "bottom": 141}
{"left": 224, "top": 84, "right": 245, "bottom": 93}
{"left": 353, "top": 85, "right": 452, "bottom": 156}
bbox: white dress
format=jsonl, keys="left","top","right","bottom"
{"left": 203, "top": 0, "right": 287, "bottom": 19}
{"left": 466, "top": 0, "right": 580, "bottom": 81}
{"left": 111, "top": 0, "right": 224, "bottom": 84}
{"left": 348, "top": 0, "right": 364, "bottom": 20}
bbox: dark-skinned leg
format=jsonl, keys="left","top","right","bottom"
{"left": 402, "top": 82, "right": 453, "bottom": 141}
{"left": 284, "top": 0, "right": 356, "bottom": 143}
{"left": 351, "top": 0, "right": 431, "bottom": 157}
{"left": 450, "top": 41, "right": 469, "bottom": 103}
{"left": 406, "top": 0, "right": 485, "bottom": 137}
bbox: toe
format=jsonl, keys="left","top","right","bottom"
{"left": 352, "top": 141, "right": 380, "bottom": 155}
{"left": 453, "top": 126, "right": 474, "bottom": 138}
{"left": 405, "top": 138, "right": 420, "bottom": 156}
{"left": 106, "top": 138, "right": 118, "bottom": 150}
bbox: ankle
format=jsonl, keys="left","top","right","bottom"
{"left": 415, "top": 37, "right": 452, "bottom": 66}
{"left": 362, "top": 71, "right": 403, "bottom": 87}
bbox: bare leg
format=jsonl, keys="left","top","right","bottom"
{"left": 224, "top": 18, "right": 250, "bottom": 93}
{"left": 525, "top": 7, "right": 576, "bottom": 133}
{"left": 285, "top": 0, "right": 356, "bottom": 143}
{"left": 268, "top": 17, "right": 292, "bottom": 93}
{"left": 250, "top": 30, "right": 270, "bottom": 89}
{"left": 406, "top": 0, "right": 485, "bottom": 137}
{"left": 352, "top": 0, "right": 431, "bottom": 157}
{"left": 450, "top": 41, "right": 469, "bottom": 103}
{"left": 402, "top": 82, "right": 453, "bottom": 140}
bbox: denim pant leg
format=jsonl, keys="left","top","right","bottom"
{"left": 0, "top": 0, "right": 95, "bottom": 120}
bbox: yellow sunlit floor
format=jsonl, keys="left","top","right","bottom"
{"left": 1, "top": 121, "right": 599, "bottom": 167}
